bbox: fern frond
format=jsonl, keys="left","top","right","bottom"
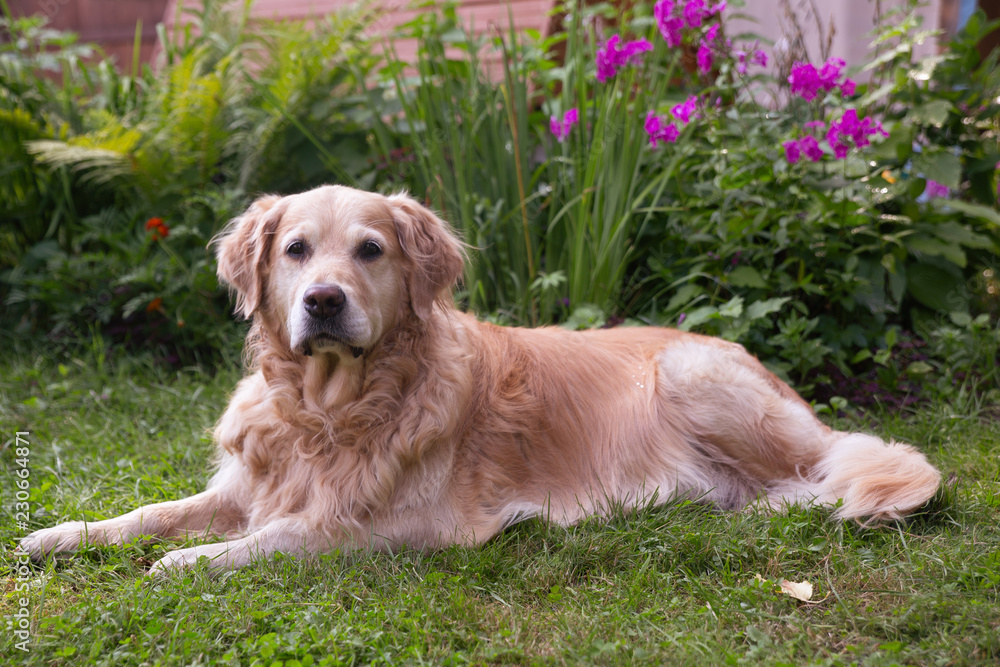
{"left": 25, "top": 140, "right": 134, "bottom": 184}
{"left": 0, "top": 108, "right": 49, "bottom": 139}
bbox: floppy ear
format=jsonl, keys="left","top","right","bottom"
{"left": 388, "top": 193, "right": 466, "bottom": 320}
{"left": 213, "top": 195, "right": 286, "bottom": 320}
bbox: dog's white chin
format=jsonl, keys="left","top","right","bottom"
{"left": 296, "top": 334, "right": 365, "bottom": 359}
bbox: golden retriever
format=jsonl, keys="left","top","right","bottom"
{"left": 20, "top": 185, "right": 941, "bottom": 574}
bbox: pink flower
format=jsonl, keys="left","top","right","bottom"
{"left": 804, "top": 120, "right": 826, "bottom": 130}
{"left": 735, "top": 52, "right": 748, "bottom": 75}
{"left": 645, "top": 111, "right": 680, "bottom": 147}
{"left": 826, "top": 129, "right": 850, "bottom": 158}
{"left": 788, "top": 63, "right": 821, "bottom": 101}
{"left": 735, "top": 48, "right": 768, "bottom": 75}
{"left": 820, "top": 109, "right": 888, "bottom": 159}
{"left": 655, "top": 0, "right": 684, "bottom": 48}
{"left": 595, "top": 35, "right": 653, "bottom": 83}
{"left": 549, "top": 107, "right": 579, "bottom": 143}
{"left": 709, "top": 0, "right": 726, "bottom": 15}
{"left": 827, "top": 109, "right": 888, "bottom": 153}
{"left": 704, "top": 23, "right": 720, "bottom": 42}
{"left": 818, "top": 58, "right": 846, "bottom": 88}
{"left": 784, "top": 136, "right": 824, "bottom": 164}
{"left": 671, "top": 96, "right": 699, "bottom": 124}
{"left": 840, "top": 78, "right": 856, "bottom": 97}
{"left": 683, "top": 0, "right": 707, "bottom": 28}
{"left": 697, "top": 41, "right": 713, "bottom": 74}
{"left": 925, "top": 180, "right": 950, "bottom": 198}
{"left": 783, "top": 140, "right": 801, "bottom": 164}
{"left": 654, "top": 0, "right": 674, "bottom": 21}
{"left": 799, "top": 135, "right": 824, "bottom": 162}
{"left": 788, "top": 57, "right": 849, "bottom": 101}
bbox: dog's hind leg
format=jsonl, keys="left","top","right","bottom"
{"left": 656, "top": 339, "right": 940, "bottom": 521}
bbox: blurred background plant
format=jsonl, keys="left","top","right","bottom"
{"left": 1, "top": 0, "right": 382, "bottom": 359}
{"left": 1, "top": 0, "right": 997, "bottom": 408}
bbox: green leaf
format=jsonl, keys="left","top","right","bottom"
{"left": 885, "top": 328, "right": 898, "bottom": 350}
{"left": 914, "top": 151, "right": 962, "bottom": 189}
{"left": 665, "top": 283, "right": 702, "bottom": 313}
{"left": 858, "top": 81, "right": 896, "bottom": 108}
{"left": 906, "top": 261, "right": 967, "bottom": 312}
{"left": 728, "top": 266, "right": 767, "bottom": 288}
{"left": 561, "top": 304, "right": 606, "bottom": 330}
{"left": 906, "top": 234, "right": 966, "bottom": 268}
{"left": 908, "top": 100, "right": 954, "bottom": 128}
{"left": 746, "top": 297, "right": 792, "bottom": 321}
{"left": 927, "top": 221, "right": 994, "bottom": 249}
{"left": 678, "top": 305, "right": 718, "bottom": 331}
{"left": 718, "top": 296, "right": 744, "bottom": 319}
{"left": 943, "top": 199, "right": 1000, "bottom": 227}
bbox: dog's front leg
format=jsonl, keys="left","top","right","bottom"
{"left": 148, "top": 518, "right": 333, "bottom": 575}
{"left": 17, "top": 489, "right": 243, "bottom": 560}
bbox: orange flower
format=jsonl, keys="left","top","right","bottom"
{"left": 146, "top": 297, "right": 163, "bottom": 313}
{"left": 146, "top": 218, "right": 170, "bottom": 240}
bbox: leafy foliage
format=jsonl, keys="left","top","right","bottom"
{"left": 1, "top": 1, "right": 381, "bottom": 358}
{"left": 0, "top": 0, "right": 998, "bottom": 403}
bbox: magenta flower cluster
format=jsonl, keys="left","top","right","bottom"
{"left": 550, "top": 108, "right": 579, "bottom": 143}
{"left": 654, "top": 0, "right": 726, "bottom": 74}
{"left": 782, "top": 136, "right": 823, "bottom": 164}
{"left": 735, "top": 48, "right": 768, "bottom": 75}
{"left": 826, "top": 109, "right": 888, "bottom": 158}
{"left": 645, "top": 113, "right": 680, "bottom": 146}
{"left": 595, "top": 35, "right": 653, "bottom": 83}
{"left": 788, "top": 57, "right": 856, "bottom": 101}
{"left": 654, "top": 0, "right": 725, "bottom": 44}
{"left": 645, "top": 95, "right": 699, "bottom": 147}
{"left": 924, "top": 180, "right": 950, "bottom": 199}
{"left": 783, "top": 109, "right": 888, "bottom": 164}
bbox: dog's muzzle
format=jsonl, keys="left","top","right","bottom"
{"left": 304, "top": 283, "right": 346, "bottom": 320}
{"left": 299, "top": 283, "right": 364, "bottom": 358}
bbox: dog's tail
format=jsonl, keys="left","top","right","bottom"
{"left": 769, "top": 434, "right": 941, "bottom": 522}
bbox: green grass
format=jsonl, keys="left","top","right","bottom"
{"left": 2, "top": 347, "right": 999, "bottom": 665}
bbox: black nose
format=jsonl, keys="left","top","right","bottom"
{"left": 303, "top": 284, "right": 346, "bottom": 320}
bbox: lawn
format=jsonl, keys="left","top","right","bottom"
{"left": 1, "top": 347, "right": 998, "bottom": 665}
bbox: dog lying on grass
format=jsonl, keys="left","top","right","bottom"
{"left": 20, "top": 185, "right": 942, "bottom": 574}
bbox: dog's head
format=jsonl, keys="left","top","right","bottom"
{"left": 215, "top": 186, "right": 464, "bottom": 358}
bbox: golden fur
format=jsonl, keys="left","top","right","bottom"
{"left": 20, "top": 185, "right": 942, "bottom": 574}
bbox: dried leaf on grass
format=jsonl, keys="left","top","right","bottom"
{"left": 779, "top": 579, "right": 814, "bottom": 602}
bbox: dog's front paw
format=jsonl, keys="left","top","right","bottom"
{"left": 17, "top": 522, "right": 90, "bottom": 561}
{"left": 148, "top": 545, "right": 225, "bottom": 577}
{"left": 148, "top": 548, "right": 196, "bottom": 576}
{"left": 148, "top": 542, "right": 252, "bottom": 576}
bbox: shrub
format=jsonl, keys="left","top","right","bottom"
{"left": 361, "top": 0, "right": 999, "bottom": 400}
{"left": 2, "top": 0, "right": 998, "bottom": 404}
{"left": 0, "top": 1, "right": 382, "bottom": 358}
{"left": 630, "top": 1, "right": 1000, "bottom": 396}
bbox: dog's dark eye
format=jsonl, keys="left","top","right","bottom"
{"left": 358, "top": 240, "right": 382, "bottom": 261}
{"left": 286, "top": 241, "right": 306, "bottom": 258}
